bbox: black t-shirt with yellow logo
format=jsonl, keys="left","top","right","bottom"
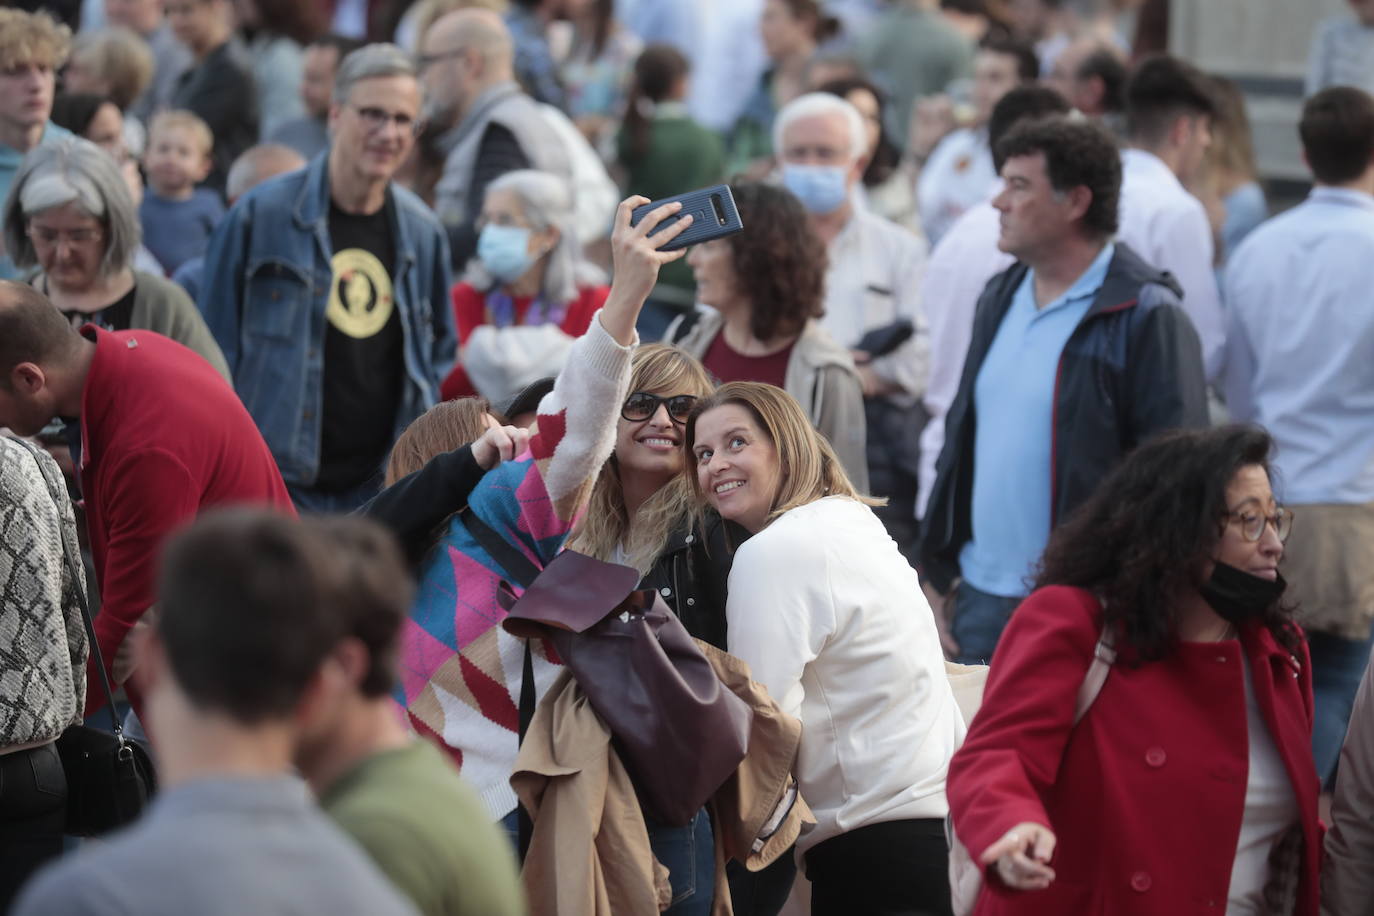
{"left": 317, "top": 197, "right": 404, "bottom": 491}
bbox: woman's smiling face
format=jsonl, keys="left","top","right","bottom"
{"left": 691, "top": 403, "right": 782, "bottom": 533}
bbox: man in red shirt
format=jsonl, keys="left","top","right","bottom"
{"left": 0, "top": 280, "right": 295, "bottom": 716}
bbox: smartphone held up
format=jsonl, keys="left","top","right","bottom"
{"left": 629, "top": 185, "right": 745, "bottom": 252}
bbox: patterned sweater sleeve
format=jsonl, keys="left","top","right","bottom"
{"left": 469, "top": 310, "right": 634, "bottom": 564}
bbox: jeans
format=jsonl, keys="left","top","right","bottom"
{"left": 500, "top": 806, "right": 715, "bottom": 914}
{"left": 951, "top": 580, "right": 1023, "bottom": 666}
{"left": 1310, "top": 629, "right": 1374, "bottom": 786}
{"left": 648, "top": 808, "right": 715, "bottom": 915}
{"left": 727, "top": 847, "right": 797, "bottom": 916}
{"left": 288, "top": 476, "right": 381, "bottom": 515}
{"left": 0, "top": 741, "right": 67, "bottom": 912}
{"left": 805, "top": 818, "right": 952, "bottom": 916}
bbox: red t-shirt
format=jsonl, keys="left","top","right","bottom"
{"left": 441, "top": 282, "right": 608, "bottom": 401}
{"left": 701, "top": 331, "right": 795, "bottom": 390}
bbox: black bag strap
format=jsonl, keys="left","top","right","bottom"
{"left": 459, "top": 507, "right": 540, "bottom": 860}
{"left": 14, "top": 438, "right": 126, "bottom": 740}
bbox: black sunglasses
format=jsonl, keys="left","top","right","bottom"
{"left": 621, "top": 392, "right": 697, "bottom": 425}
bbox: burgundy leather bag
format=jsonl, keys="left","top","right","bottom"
{"left": 501, "top": 549, "right": 753, "bottom": 827}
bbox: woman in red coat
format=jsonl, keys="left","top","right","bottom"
{"left": 947, "top": 425, "right": 1321, "bottom": 915}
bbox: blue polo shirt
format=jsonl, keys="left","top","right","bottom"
{"left": 959, "top": 243, "right": 1115, "bottom": 598}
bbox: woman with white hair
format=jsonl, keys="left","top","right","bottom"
{"left": 1, "top": 136, "right": 228, "bottom": 379}
{"left": 441, "top": 168, "right": 609, "bottom": 403}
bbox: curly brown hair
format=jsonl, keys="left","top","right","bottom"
{"left": 726, "top": 181, "right": 827, "bottom": 342}
{"left": 1034, "top": 425, "right": 1302, "bottom": 662}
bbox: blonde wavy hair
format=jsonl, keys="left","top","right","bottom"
{"left": 0, "top": 9, "right": 71, "bottom": 72}
{"left": 685, "top": 381, "right": 883, "bottom": 526}
{"left": 568, "top": 344, "right": 713, "bottom": 574}
{"left": 384, "top": 397, "right": 495, "bottom": 486}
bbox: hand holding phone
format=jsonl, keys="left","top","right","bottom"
{"left": 629, "top": 185, "right": 744, "bottom": 252}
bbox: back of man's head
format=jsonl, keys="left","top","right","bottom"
{"left": 156, "top": 508, "right": 347, "bottom": 724}
{"left": 1300, "top": 86, "right": 1374, "bottom": 187}
{"left": 437, "top": 8, "right": 514, "bottom": 81}
{"left": 0, "top": 280, "right": 79, "bottom": 388}
{"left": 226, "top": 143, "right": 307, "bottom": 203}
{"left": 990, "top": 85, "right": 1072, "bottom": 172}
{"left": 1124, "top": 54, "right": 1216, "bottom": 146}
{"left": 303, "top": 516, "right": 413, "bottom": 699}
{"left": 996, "top": 115, "right": 1121, "bottom": 239}
{"left": 1077, "top": 45, "right": 1127, "bottom": 115}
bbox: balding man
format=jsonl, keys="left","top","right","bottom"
{"left": 171, "top": 143, "right": 307, "bottom": 301}
{"left": 1045, "top": 37, "right": 1127, "bottom": 132}
{"left": 418, "top": 8, "right": 571, "bottom": 271}
{"left": 0, "top": 279, "right": 294, "bottom": 721}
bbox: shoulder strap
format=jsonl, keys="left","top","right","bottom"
{"left": 1073, "top": 628, "right": 1116, "bottom": 724}
{"left": 668, "top": 306, "right": 700, "bottom": 344}
{"left": 14, "top": 438, "right": 126, "bottom": 738}
{"left": 460, "top": 507, "right": 541, "bottom": 588}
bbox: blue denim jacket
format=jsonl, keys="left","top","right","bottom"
{"left": 199, "top": 153, "right": 457, "bottom": 488}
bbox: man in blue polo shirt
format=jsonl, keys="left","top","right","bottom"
{"left": 920, "top": 116, "right": 1208, "bottom": 664}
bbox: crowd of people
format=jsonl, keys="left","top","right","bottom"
{"left": 1, "top": 0, "right": 1373, "bottom": 914}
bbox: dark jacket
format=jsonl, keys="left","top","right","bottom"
{"left": 171, "top": 39, "right": 259, "bottom": 192}
{"left": 918, "top": 243, "right": 1208, "bottom": 594}
{"left": 361, "top": 446, "right": 743, "bottom": 648}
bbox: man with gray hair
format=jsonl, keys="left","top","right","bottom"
{"left": 417, "top": 8, "right": 571, "bottom": 272}
{"left": 774, "top": 91, "right": 930, "bottom": 563}
{"left": 200, "top": 44, "right": 456, "bottom": 513}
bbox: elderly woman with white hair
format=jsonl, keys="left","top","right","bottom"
{"left": 1, "top": 136, "right": 229, "bottom": 379}
{"left": 441, "top": 168, "right": 609, "bottom": 403}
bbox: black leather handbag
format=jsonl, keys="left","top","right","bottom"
{"left": 19, "top": 438, "right": 157, "bottom": 836}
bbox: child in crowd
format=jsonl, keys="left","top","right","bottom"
{"left": 138, "top": 110, "right": 225, "bottom": 274}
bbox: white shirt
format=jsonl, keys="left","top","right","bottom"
{"left": 1116, "top": 148, "right": 1225, "bottom": 381}
{"left": 1222, "top": 187, "right": 1374, "bottom": 505}
{"left": 725, "top": 497, "right": 964, "bottom": 853}
{"left": 916, "top": 198, "right": 1013, "bottom": 519}
{"left": 917, "top": 127, "right": 998, "bottom": 246}
{"left": 822, "top": 207, "right": 930, "bottom": 402}
{"left": 1226, "top": 656, "right": 1300, "bottom": 913}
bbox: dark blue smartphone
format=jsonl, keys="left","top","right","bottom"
{"left": 629, "top": 185, "right": 744, "bottom": 252}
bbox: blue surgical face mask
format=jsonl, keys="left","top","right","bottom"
{"left": 477, "top": 224, "right": 536, "bottom": 282}
{"left": 780, "top": 163, "right": 850, "bottom": 215}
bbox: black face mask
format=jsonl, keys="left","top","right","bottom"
{"left": 1199, "top": 561, "right": 1286, "bottom": 626}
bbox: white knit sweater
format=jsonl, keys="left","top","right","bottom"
{"left": 0, "top": 436, "right": 89, "bottom": 749}
{"left": 726, "top": 496, "right": 965, "bottom": 854}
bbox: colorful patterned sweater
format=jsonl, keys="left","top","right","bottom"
{"left": 398, "top": 313, "right": 634, "bottom": 819}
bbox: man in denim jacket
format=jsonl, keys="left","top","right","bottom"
{"left": 201, "top": 44, "right": 456, "bottom": 512}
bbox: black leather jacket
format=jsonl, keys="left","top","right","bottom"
{"left": 919, "top": 243, "right": 1210, "bottom": 594}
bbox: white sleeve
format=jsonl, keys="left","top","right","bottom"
{"left": 463, "top": 324, "right": 577, "bottom": 405}
{"left": 1157, "top": 202, "right": 1225, "bottom": 383}
{"left": 725, "top": 529, "right": 835, "bottom": 718}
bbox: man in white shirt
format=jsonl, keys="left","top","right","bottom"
{"left": 917, "top": 35, "right": 1039, "bottom": 245}
{"left": 773, "top": 92, "right": 929, "bottom": 561}
{"left": 1117, "top": 54, "right": 1225, "bottom": 381}
{"left": 1223, "top": 86, "right": 1374, "bottom": 792}
{"left": 916, "top": 86, "right": 1070, "bottom": 521}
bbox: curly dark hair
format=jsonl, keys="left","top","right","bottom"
{"left": 1034, "top": 425, "right": 1303, "bottom": 662}
{"left": 995, "top": 115, "right": 1121, "bottom": 238}
{"left": 726, "top": 181, "right": 827, "bottom": 342}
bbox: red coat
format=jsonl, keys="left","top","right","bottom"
{"left": 78, "top": 327, "right": 295, "bottom": 716}
{"left": 947, "top": 586, "right": 1320, "bottom": 916}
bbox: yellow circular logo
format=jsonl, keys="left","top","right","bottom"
{"left": 326, "top": 248, "right": 394, "bottom": 339}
